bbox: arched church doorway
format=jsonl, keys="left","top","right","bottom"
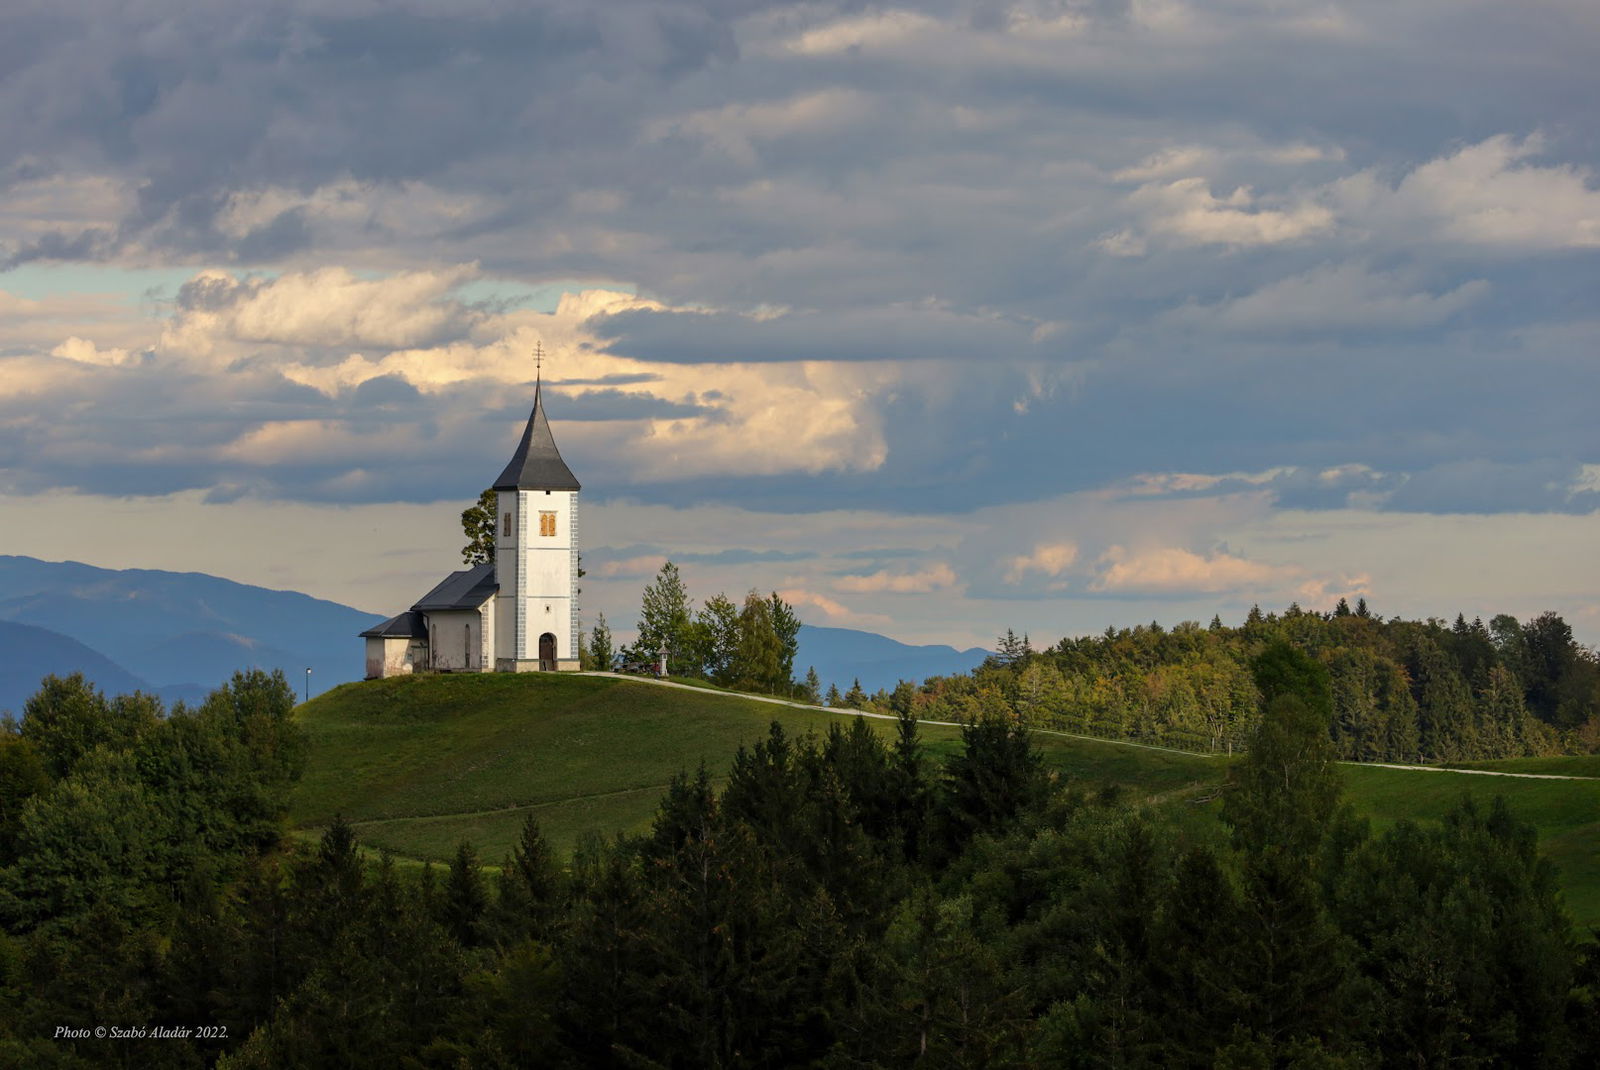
{"left": 538, "top": 632, "right": 557, "bottom": 671}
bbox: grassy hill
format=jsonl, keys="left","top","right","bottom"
{"left": 292, "top": 673, "right": 1600, "bottom": 927}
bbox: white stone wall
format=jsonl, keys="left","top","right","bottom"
{"left": 365, "top": 636, "right": 420, "bottom": 678}
{"left": 426, "top": 608, "right": 484, "bottom": 670}
{"left": 495, "top": 487, "right": 578, "bottom": 668}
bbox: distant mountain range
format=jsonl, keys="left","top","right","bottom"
{"left": 0, "top": 555, "right": 989, "bottom": 715}
{"left": 0, "top": 556, "right": 383, "bottom": 715}
{"left": 793, "top": 625, "right": 991, "bottom": 696}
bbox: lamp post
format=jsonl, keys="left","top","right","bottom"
{"left": 304, "top": 667, "right": 312, "bottom": 703}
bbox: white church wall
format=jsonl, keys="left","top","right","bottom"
{"left": 365, "top": 636, "right": 417, "bottom": 679}
{"left": 426, "top": 608, "right": 485, "bottom": 671}
{"left": 496, "top": 488, "right": 578, "bottom": 670}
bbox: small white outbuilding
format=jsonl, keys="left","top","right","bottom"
{"left": 361, "top": 375, "right": 582, "bottom": 677}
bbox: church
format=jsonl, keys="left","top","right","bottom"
{"left": 361, "top": 374, "right": 581, "bottom": 677}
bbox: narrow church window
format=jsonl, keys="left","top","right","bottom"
{"left": 502, "top": 512, "right": 512, "bottom": 537}
{"left": 539, "top": 511, "right": 557, "bottom": 537}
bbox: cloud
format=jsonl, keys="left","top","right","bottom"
{"left": 161, "top": 265, "right": 481, "bottom": 354}
{"left": 1109, "top": 134, "right": 1600, "bottom": 259}
{"left": 1333, "top": 134, "right": 1600, "bottom": 250}
{"left": 1164, "top": 262, "right": 1488, "bottom": 333}
{"left": 834, "top": 563, "right": 958, "bottom": 594}
{"left": 776, "top": 10, "right": 945, "bottom": 57}
{"left": 1380, "top": 459, "right": 1600, "bottom": 515}
{"left": 1091, "top": 545, "right": 1295, "bottom": 595}
{"left": 1114, "top": 177, "right": 1335, "bottom": 249}
{"left": 585, "top": 302, "right": 1053, "bottom": 364}
{"left": 0, "top": 0, "right": 1597, "bottom": 553}
{"left": 50, "top": 336, "right": 134, "bottom": 367}
{"left": 592, "top": 554, "right": 670, "bottom": 580}
{"left": 1003, "top": 542, "right": 1078, "bottom": 586}
{"left": 2, "top": 266, "right": 912, "bottom": 500}
{"left": 776, "top": 587, "right": 892, "bottom": 629}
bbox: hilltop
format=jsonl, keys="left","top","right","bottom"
{"left": 292, "top": 671, "right": 1600, "bottom": 926}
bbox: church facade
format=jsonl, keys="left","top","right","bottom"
{"left": 361, "top": 378, "right": 582, "bottom": 677}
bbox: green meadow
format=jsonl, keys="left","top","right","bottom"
{"left": 292, "top": 673, "right": 1600, "bottom": 927}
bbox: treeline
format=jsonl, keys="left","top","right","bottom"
{"left": 588, "top": 561, "right": 809, "bottom": 698}
{"left": 4, "top": 651, "right": 1599, "bottom": 1066}
{"left": 0, "top": 671, "right": 305, "bottom": 1065}
{"left": 841, "top": 601, "right": 1600, "bottom": 762}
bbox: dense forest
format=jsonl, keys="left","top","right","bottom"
{"left": 605, "top": 563, "right": 1600, "bottom": 763}
{"left": 3, "top": 651, "right": 1597, "bottom": 1067}
{"left": 809, "top": 601, "right": 1599, "bottom": 764}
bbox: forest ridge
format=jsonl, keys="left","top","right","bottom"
{"left": 844, "top": 602, "right": 1599, "bottom": 763}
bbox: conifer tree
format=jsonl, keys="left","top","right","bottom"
{"left": 589, "top": 613, "right": 614, "bottom": 673}
{"left": 637, "top": 561, "right": 694, "bottom": 674}
{"left": 494, "top": 814, "right": 562, "bottom": 944}
{"left": 802, "top": 666, "right": 822, "bottom": 704}
{"left": 768, "top": 591, "right": 802, "bottom": 687}
{"left": 444, "top": 841, "right": 488, "bottom": 947}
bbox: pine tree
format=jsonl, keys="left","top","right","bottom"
{"left": 802, "top": 666, "right": 822, "bottom": 704}
{"left": 637, "top": 561, "right": 694, "bottom": 675}
{"left": 494, "top": 813, "right": 562, "bottom": 944}
{"left": 825, "top": 682, "right": 842, "bottom": 707}
{"left": 589, "top": 613, "right": 614, "bottom": 672}
{"left": 996, "top": 628, "right": 1029, "bottom": 665}
{"left": 936, "top": 714, "right": 1046, "bottom": 852}
{"left": 1409, "top": 636, "right": 1477, "bottom": 761}
{"left": 1154, "top": 846, "right": 1250, "bottom": 1063}
{"left": 768, "top": 591, "right": 802, "bottom": 688}
{"left": 444, "top": 841, "right": 488, "bottom": 947}
{"left": 843, "top": 678, "right": 868, "bottom": 708}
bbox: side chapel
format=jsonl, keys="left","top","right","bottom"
{"left": 361, "top": 372, "right": 581, "bottom": 677}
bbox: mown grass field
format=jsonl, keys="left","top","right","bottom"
{"left": 292, "top": 673, "right": 1600, "bottom": 927}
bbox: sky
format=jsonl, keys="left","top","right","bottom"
{"left": 2, "top": 0, "right": 1598, "bottom": 650}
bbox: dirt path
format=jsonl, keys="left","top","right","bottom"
{"left": 584, "top": 672, "right": 1600, "bottom": 781}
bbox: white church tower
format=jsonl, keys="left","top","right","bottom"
{"left": 492, "top": 372, "right": 581, "bottom": 672}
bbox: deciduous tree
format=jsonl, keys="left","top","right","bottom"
{"left": 460, "top": 488, "right": 496, "bottom": 566}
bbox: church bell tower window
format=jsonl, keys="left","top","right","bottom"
{"left": 539, "top": 511, "right": 557, "bottom": 537}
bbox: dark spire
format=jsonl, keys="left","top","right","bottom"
{"left": 492, "top": 359, "right": 580, "bottom": 491}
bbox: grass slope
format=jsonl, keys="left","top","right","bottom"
{"left": 293, "top": 673, "right": 1599, "bottom": 927}
{"left": 293, "top": 674, "right": 1219, "bottom": 863}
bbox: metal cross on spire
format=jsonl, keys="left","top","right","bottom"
{"left": 534, "top": 341, "right": 543, "bottom": 383}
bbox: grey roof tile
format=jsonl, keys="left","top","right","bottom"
{"left": 412, "top": 562, "right": 498, "bottom": 611}
{"left": 493, "top": 381, "right": 580, "bottom": 492}
{"left": 360, "top": 610, "right": 427, "bottom": 638}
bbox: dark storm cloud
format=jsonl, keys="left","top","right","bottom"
{"left": 1383, "top": 460, "right": 1600, "bottom": 516}
{"left": 587, "top": 305, "right": 1052, "bottom": 363}
{"left": 2, "top": 1, "right": 1598, "bottom": 519}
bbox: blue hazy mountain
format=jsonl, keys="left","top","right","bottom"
{"left": 795, "top": 625, "right": 991, "bottom": 695}
{"left": 0, "top": 556, "right": 383, "bottom": 704}
{"left": 0, "top": 556, "right": 987, "bottom": 708}
{"left": 0, "top": 620, "right": 153, "bottom": 716}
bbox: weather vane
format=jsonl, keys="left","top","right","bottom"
{"left": 534, "top": 341, "right": 543, "bottom": 381}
